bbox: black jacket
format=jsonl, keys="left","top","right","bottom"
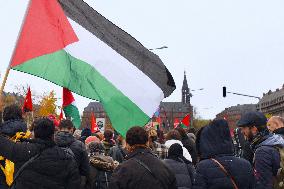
{"left": 86, "top": 154, "right": 117, "bottom": 189}
{"left": 181, "top": 136, "right": 198, "bottom": 165}
{"left": 109, "top": 148, "right": 177, "bottom": 189}
{"left": 274, "top": 127, "right": 284, "bottom": 135}
{"left": 193, "top": 120, "right": 255, "bottom": 189}
{"left": 0, "top": 119, "right": 27, "bottom": 137}
{"left": 163, "top": 158, "right": 194, "bottom": 189}
{"left": 0, "top": 119, "right": 28, "bottom": 188}
{"left": 0, "top": 135, "right": 80, "bottom": 189}
{"left": 55, "top": 131, "right": 90, "bottom": 176}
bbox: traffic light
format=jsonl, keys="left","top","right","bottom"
{"left": 223, "top": 86, "right": 226, "bottom": 97}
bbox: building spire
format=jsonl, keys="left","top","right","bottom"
{"left": 182, "top": 71, "right": 191, "bottom": 104}
{"left": 182, "top": 71, "right": 188, "bottom": 90}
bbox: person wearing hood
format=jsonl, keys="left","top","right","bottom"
{"left": 175, "top": 127, "right": 198, "bottom": 165}
{"left": 165, "top": 130, "right": 192, "bottom": 162}
{"left": 237, "top": 112, "right": 284, "bottom": 189}
{"left": 193, "top": 119, "right": 254, "bottom": 189}
{"left": 55, "top": 119, "right": 90, "bottom": 188}
{"left": 0, "top": 105, "right": 30, "bottom": 188}
{"left": 163, "top": 143, "right": 195, "bottom": 189}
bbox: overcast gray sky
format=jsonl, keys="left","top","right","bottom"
{"left": 0, "top": 0, "right": 284, "bottom": 119}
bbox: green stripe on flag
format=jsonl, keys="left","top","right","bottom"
{"left": 63, "top": 104, "right": 81, "bottom": 129}
{"left": 13, "top": 50, "right": 150, "bottom": 137}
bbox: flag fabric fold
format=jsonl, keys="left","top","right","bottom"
{"left": 62, "top": 88, "right": 81, "bottom": 129}
{"left": 10, "top": 0, "right": 176, "bottom": 137}
{"left": 22, "top": 87, "right": 33, "bottom": 112}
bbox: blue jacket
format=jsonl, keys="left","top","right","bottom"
{"left": 254, "top": 134, "right": 284, "bottom": 189}
{"left": 193, "top": 120, "right": 255, "bottom": 189}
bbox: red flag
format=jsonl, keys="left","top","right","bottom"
{"left": 22, "top": 87, "right": 33, "bottom": 112}
{"left": 59, "top": 107, "right": 64, "bottom": 121}
{"left": 91, "top": 112, "right": 99, "bottom": 133}
{"left": 181, "top": 114, "right": 190, "bottom": 127}
{"left": 157, "top": 117, "right": 161, "bottom": 124}
{"left": 174, "top": 118, "right": 180, "bottom": 128}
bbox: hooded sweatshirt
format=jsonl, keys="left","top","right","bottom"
{"left": 164, "top": 139, "right": 192, "bottom": 162}
{"left": 193, "top": 120, "right": 254, "bottom": 189}
{"left": 254, "top": 133, "right": 284, "bottom": 189}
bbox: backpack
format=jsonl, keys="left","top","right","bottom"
{"left": 274, "top": 146, "right": 284, "bottom": 188}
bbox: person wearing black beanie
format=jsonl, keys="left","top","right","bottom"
{"left": 163, "top": 143, "right": 195, "bottom": 189}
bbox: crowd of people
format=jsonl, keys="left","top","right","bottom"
{"left": 0, "top": 104, "right": 284, "bottom": 189}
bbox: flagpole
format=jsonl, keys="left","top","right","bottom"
{"left": 0, "top": 0, "right": 32, "bottom": 111}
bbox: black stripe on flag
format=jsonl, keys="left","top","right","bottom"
{"left": 58, "top": 0, "right": 176, "bottom": 97}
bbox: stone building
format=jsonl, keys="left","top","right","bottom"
{"left": 81, "top": 72, "right": 193, "bottom": 130}
{"left": 256, "top": 85, "right": 284, "bottom": 117}
{"left": 216, "top": 104, "right": 257, "bottom": 130}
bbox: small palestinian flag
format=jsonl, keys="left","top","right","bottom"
{"left": 181, "top": 114, "right": 191, "bottom": 129}
{"left": 62, "top": 88, "right": 81, "bottom": 129}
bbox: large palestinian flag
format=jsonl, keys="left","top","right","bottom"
{"left": 10, "top": 0, "right": 176, "bottom": 137}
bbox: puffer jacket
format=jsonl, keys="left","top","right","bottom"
{"left": 0, "top": 135, "right": 80, "bottom": 189}
{"left": 0, "top": 119, "right": 27, "bottom": 188}
{"left": 193, "top": 120, "right": 255, "bottom": 189}
{"left": 163, "top": 158, "right": 194, "bottom": 189}
{"left": 55, "top": 131, "right": 90, "bottom": 176}
{"left": 86, "top": 154, "right": 118, "bottom": 189}
{"left": 0, "top": 119, "right": 27, "bottom": 137}
{"left": 253, "top": 134, "right": 284, "bottom": 189}
{"left": 109, "top": 148, "right": 177, "bottom": 189}
{"left": 181, "top": 136, "right": 198, "bottom": 165}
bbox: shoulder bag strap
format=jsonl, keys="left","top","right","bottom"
{"left": 211, "top": 158, "right": 238, "bottom": 189}
{"left": 132, "top": 157, "right": 164, "bottom": 187}
{"left": 10, "top": 147, "right": 49, "bottom": 189}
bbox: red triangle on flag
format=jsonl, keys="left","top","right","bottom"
{"left": 91, "top": 112, "right": 99, "bottom": 133}
{"left": 22, "top": 87, "right": 33, "bottom": 112}
{"left": 11, "top": 0, "right": 78, "bottom": 67}
{"left": 181, "top": 114, "right": 190, "bottom": 127}
{"left": 63, "top": 88, "right": 75, "bottom": 107}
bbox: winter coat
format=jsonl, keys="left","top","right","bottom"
{"left": 165, "top": 139, "right": 192, "bottom": 162}
{"left": 253, "top": 134, "right": 284, "bottom": 189}
{"left": 55, "top": 131, "right": 90, "bottom": 176}
{"left": 86, "top": 154, "right": 118, "bottom": 189}
{"left": 163, "top": 158, "right": 194, "bottom": 189}
{"left": 193, "top": 120, "right": 255, "bottom": 189}
{"left": 274, "top": 127, "right": 284, "bottom": 136}
{"left": 0, "top": 119, "right": 27, "bottom": 137}
{"left": 181, "top": 136, "right": 198, "bottom": 165}
{"left": 109, "top": 148, "right": 177, "bottom": 189}
{"left": 109, "top": 145, "right": 126, "bottom": 163}
{"left": 0, "top": 119, "right": 28, "bottom": 188}
{"left": 0, "top": 135, "right": 80, "bottom": 189}
{"left": 102, "top": 140, "right": 115, "bottom": 156}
